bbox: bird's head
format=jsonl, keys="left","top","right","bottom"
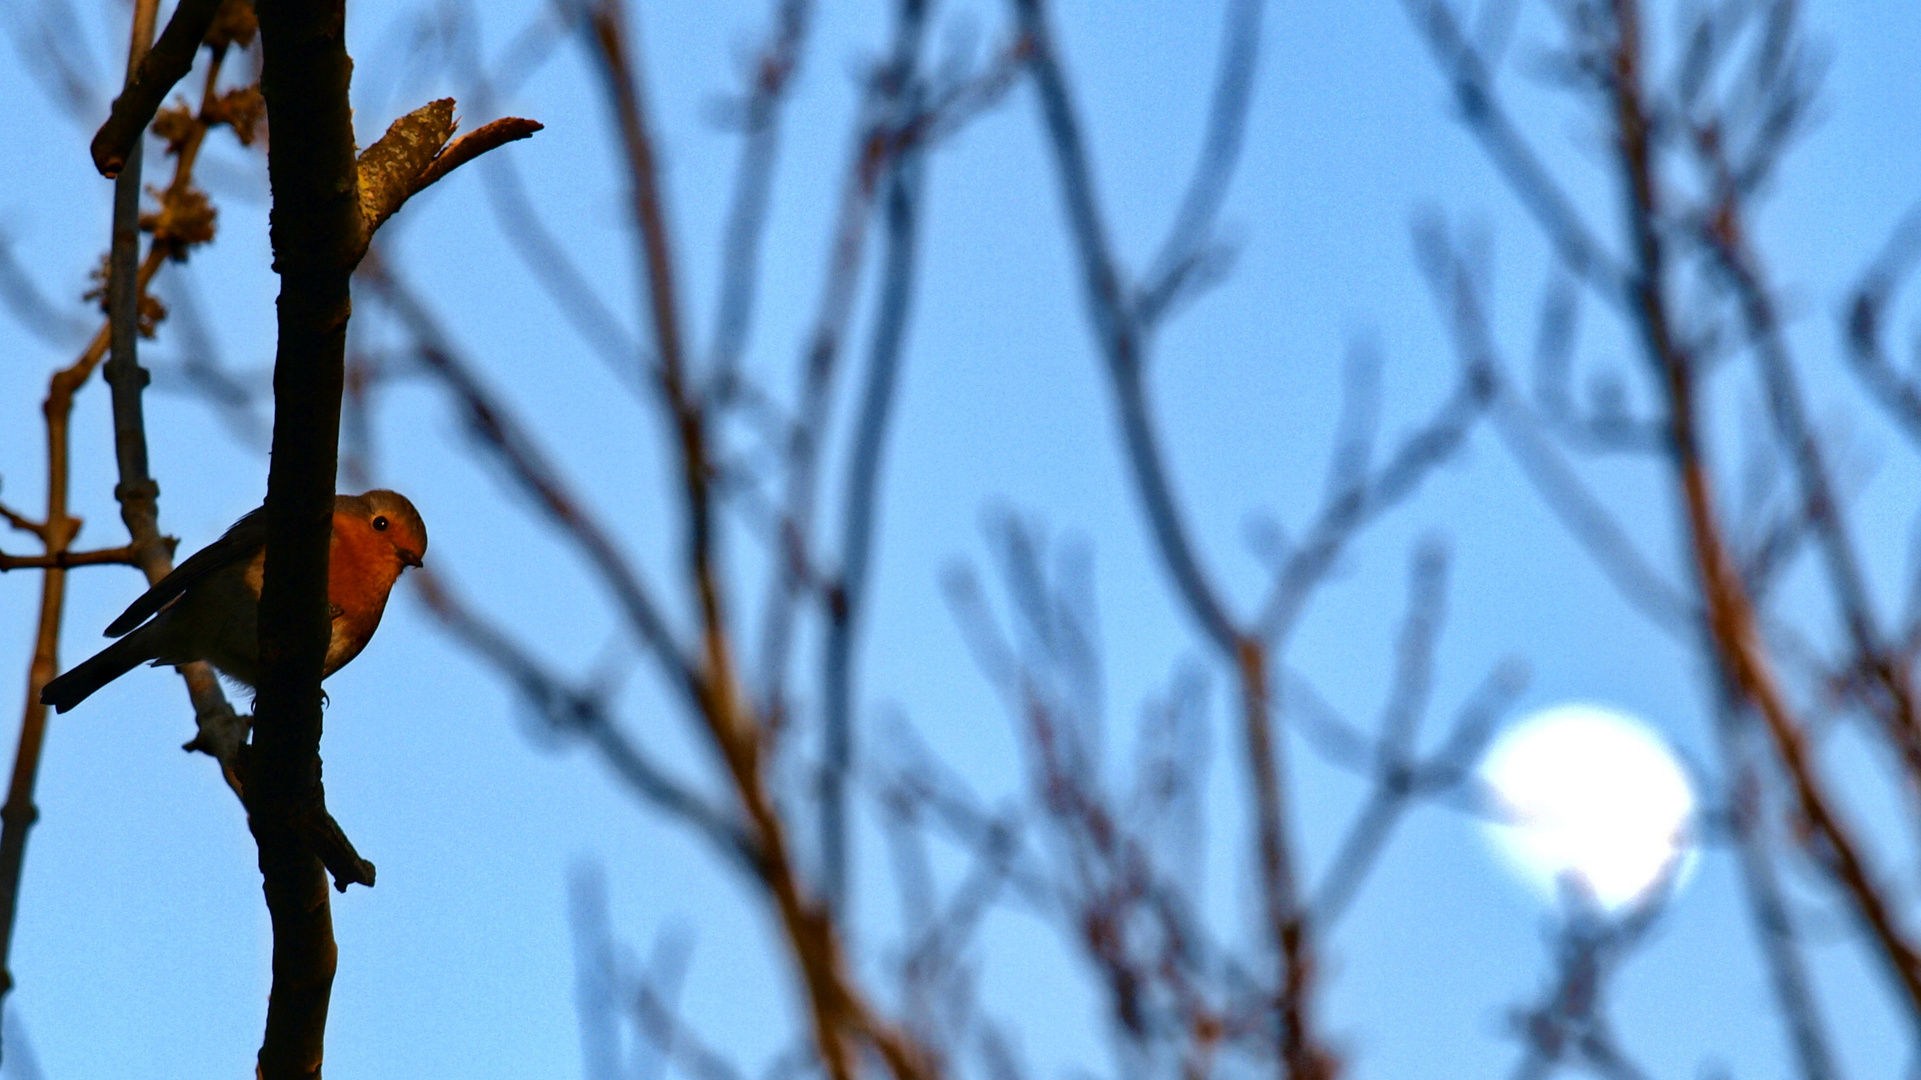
{"left": 338, "top": 489, "right": 428, "bottom": 571}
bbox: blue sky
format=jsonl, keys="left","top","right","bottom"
{"left": 2, "top": 0, "right": 1919, "bottom": 1077}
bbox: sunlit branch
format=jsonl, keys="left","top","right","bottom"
{"left": 0, "top": 335, "right": 108, "bottom": 1016}
{"left": 0, "top": 545, "right": 137, "bottom": 571}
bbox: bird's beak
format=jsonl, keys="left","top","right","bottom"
{"left": 399, "top": 549, "right": 424, "bottom": 569}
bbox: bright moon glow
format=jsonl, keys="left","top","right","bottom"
{"left": 1478, "top": 703, "right": 1696, "bottom": 912}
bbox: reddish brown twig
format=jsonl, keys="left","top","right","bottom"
{"left": 573, "top": 4, "right": 939, "bottom": 1078}
{"left": 1693, "top": 155, "right": 1921, "bottom": 795}
{"left": 1597, "top": 0, "right": 1921, "bottom": 1022}
{"left": 0, "top": 343, "right": 111, "bottom": 1003}
{"left": 1405, "top": 0, "right": 1918, "bottom": 1049}
{"left": 358, "top": 103, "right": 544, "bottom": 236}
{"left": 0, "top": 0, "right": 243, "bottom": 1034}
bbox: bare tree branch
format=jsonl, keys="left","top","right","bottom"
{"left": 706, "top": 0, "right": 812, "bottom": 390}
{"left": 360, "top": 260, "right": 703, "bottom": 712}
{"left": 89, "top": 0, "right": 222, "bottom": 177}
{"left": 1414, "top": 222, "right": 1696, "bottom": 635}
{"left": 1008, "top": 1, "right": 1356, "bottom": 1070}
{"left": 1397, "top": 0, "right": 1630, "bottom": 307}
{"left": 1847, "top": 204, "right": 1921, "bottom": 445}
{"left": 0, "top": 544, "right": 138, "bottom": 571}
{"left": 821, "top": 0, "right": 932, "bottom": 920}
{"left": 1698, "top": 175, "right": 1921, "bottom": 793}
{"left": 755, "top": 0, "right": 943, "bottom": 726}
{"left": 1136, "top": 0, "right": 1263, "bottom": 328}
{"left": 1252, "top": 370, "right": 1491, "bottom": 646}
{"left": 0, "top": 336, "right": 108, "bottom": 1015}
{"left": 1504, "top": 880, "right": 1676, "bottom": 1080}
{"left": 247, "top": 0, "right": 370, "bottom": 1068}
{"left": 1596, "top": 0, "right": 1921, "bottom": 1024}
{"left": 414, "top": 569, "right": 762, "bottom": 876}
{"left": 1011, "top": 0, "right": 1238, "bottom": 654}
{"left": 1723, "top": 719, "right": 1843, "bottom": 1080}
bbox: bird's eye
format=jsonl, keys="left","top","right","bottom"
{"left": 373, "top": 516, "right": 389, "bottom": 531}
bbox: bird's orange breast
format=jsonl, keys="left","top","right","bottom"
{"left": 324, "top": 512, "right": 403, "bottom": 675}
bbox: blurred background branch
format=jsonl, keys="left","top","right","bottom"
{"left": 4, "top": 0, "right": 1921, "bottom": 1077}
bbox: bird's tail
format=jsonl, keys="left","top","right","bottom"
{"left": 39, "top": 625, "right": 159, "bottom": 714}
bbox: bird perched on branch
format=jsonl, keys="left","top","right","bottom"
{"left": 41, "top": 490, "right": 427, "bottom": 714}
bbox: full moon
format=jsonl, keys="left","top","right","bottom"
{"left": 1477, "top": 703, "right": 1696, "bottom": 912}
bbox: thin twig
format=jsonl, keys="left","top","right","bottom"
{"left": 0, "top": 545, "right": 138, "bottom": 571}
{"left": 754, "top": 0, "right": 938, "bottom": 738}
{"left": 706, "top": 0, "right": 812, "bottom": 390}
{"left": 413, "top": 569, "right": 761, "bottom": 876}
{"left": 568, "top": 866, "right": 626, "bottom": 1080}
{"left": 443, "top": 10, "right": 640, "bottom": 383}
{"left": 1505, "top": 882, "right": 1674, "bottom": 1080}
{"left": 1598, "top": 0, "right": 1921, "bottom": 1026}
{"left": 477, "top": 149, "right": 643, "bottom": 378}
{"left": 1011, "top": 0, "right": 1237, "bottom": 653}
{"left": 1137, "top": 0, "right": 1263, "bottom": 327}
{"left": 1311, "top": 541, "right": 1447, "bottom": 924}
{"left": 1722, "top": 715, "right": 1843, "bottom": 1080}
{"left": 1252, "top": 370, "right": 1491, "bottom": 646}
{"left": 361, "top": 259, "right": 703, "bottom": 713}
{"left": 1846, "top": 204, "right": 1921, "bottom": 445}
{"left": 1415, "top": 227, "right": 1695, "bottom": 636}
{"left": 820, "top": 0, "right": 931, "bottom": 922}
{"left": 408, "top": 115, "right": 544, "bottom": 198}
{"left": 1009, "top": 0, "right": 1333, "bottom": 1070}
{"left": 1313, "top": 655, "right": 1526, "bottom": 925}
{"left": 1699, "top": 179, "right": 1920, "bottom": 792}
{"left": 1397, "top": 0, "right": 1630, "bottom": 307}
{"left": 0, "top": 335, "right": 110, "bottom": 1008}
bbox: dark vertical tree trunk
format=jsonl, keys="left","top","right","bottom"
{"left": 249, "top": 0, "right": 364, "bottom": 1074}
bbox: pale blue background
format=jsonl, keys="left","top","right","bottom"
{"left": 1, "top": 0, "right": 1918, "bottom": 1077}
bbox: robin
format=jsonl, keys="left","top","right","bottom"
{"left": 41, "top": 490, "right": 427, "bottom": 713}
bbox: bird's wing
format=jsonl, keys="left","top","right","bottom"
{"left": 103, "top": 505, "right": 268, "bottom": 637}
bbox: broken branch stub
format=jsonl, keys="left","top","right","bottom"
{"left": 355, "top": 100, "right": 544, "bottom": 241}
